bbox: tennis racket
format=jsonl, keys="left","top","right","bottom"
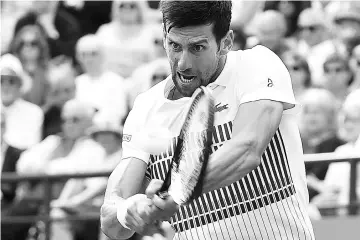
{"left": 157, "top": 86, "right": 215, "bottom": 205}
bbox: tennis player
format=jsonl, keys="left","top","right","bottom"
{"left": 101, "top": 1, "right": 315, "bottom": 239}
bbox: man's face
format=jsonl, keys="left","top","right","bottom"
{"left": 324, "top": 62, "right": 352, "bottom": 89}
{"left": 165, "top": 24, "right": 224, "bottom": 97}
{"left": 1, "top": 70, "right": 22, "bottom": 106}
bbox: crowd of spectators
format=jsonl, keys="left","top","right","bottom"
{"left": 1, "top": 1, "right": 360, "bottom": 240}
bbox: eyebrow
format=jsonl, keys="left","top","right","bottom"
{"left": 167, "top": 37, "right": 209, "bottom": 45}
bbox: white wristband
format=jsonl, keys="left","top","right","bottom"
{"left": 117, "top": 198, "right": 132, "bottom": 230}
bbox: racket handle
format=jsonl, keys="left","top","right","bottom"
{"left": 157, "top": 191, "right": 170, "bottom": 200}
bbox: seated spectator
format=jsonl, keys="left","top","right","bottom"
{"left": 50, "top": 115, "right": 122, "bottom": 240}
{"left": 42, "top": 61, "right": 76, "bottom": 139}
{"left": 2, "top": 100, "right": 104, "bottom": 240}
{"left": 298, "top": 88, "right": 344, "bottom": 201}
{"left": 9, "top": 20, "right": 51, "bottom": 106}
{"left": 1, "top": 109, "right": 24, "bottom": 207}
{"left": 1, "top": 54, "right": 44, "bottom": 150}
{"left": 75, "top": 34, "right": 128, "bottom": 125}
{"left": 17, "top": 99, "right": 104, "bottom": 176}
{"left": 310, "top": 1, "right": 360, "bottom": 86}
{"left": 296, "top": 7, "right": 332, "bottom": 85}
{"left": 349, "top": 44, "right": 360, "bottom": 91}
{"left": 312, "top": 89, "right": 360, "bottom": 215}
{"left": 246, "top": 10, "right": 290, "bottom": 57}
{"left": 298, "top": 88, "right": 340, "bottom": 154}
{"left": 96, "top": 0, "right": 156, "bottom": 78}
{"left": 127, "top": 58, "right": 170, "bottom": 108}
{"left": 281, "top": 50, "right": 312, "bottom": 98}
{"left": 322, "top": 53, "right": 353, "bottom": 104}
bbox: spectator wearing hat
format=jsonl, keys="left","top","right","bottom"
{"left": 50, "top": 116, "right": 123, "bottom": 240}
{"left": 322, "top": 53, "right": 353, "bottom": 104}
{"left": 1, "top": 54, "right": 44, "bottom": 150}
{"left": 75, "top": 34, "right": 128, "bottom": 126}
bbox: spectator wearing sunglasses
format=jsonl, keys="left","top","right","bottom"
{"left": 322, "top": 53, "right": 353, "bottom": 104}
{"left": 127, "top": 58, "right": 170, "bottom": 109}
{"left": 0, "top": 54, "right": 43, "bottom": 150}
{"left": 75, "top": 34, "right": 128, "bottom": 126}
{"left": 349, "top": 44, "right": 360, "bottom": 91}
{"left": 296, "top": 7, "right": 332, "bottom": 86}
{"left": 96, "top": 0, "right": 156, "bottom": 78}
{"left": 281, "top": 50, "right": 312, "bottom": 98}
{"left": 9, "top": 22, "right": 51, "bottom": 106}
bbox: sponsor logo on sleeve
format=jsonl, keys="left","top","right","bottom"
{"left": 123, "top": 134, "right": 132, "bottom": 142}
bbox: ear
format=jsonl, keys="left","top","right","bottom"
{"left": 218, "top": 30, "right": 234, "bottom": 56}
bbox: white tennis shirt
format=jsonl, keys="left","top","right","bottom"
{"left": 122, "top": 46, "right": 315, "bottom": 240}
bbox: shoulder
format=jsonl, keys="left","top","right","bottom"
{"left": 17, "top": 99, "right": 43, "bottom": 117}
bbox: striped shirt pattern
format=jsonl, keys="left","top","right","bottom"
{"left": 145, "top": 121, "right": 313, "bottom": 239}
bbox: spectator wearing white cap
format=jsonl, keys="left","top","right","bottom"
{"left": 75, "top": 34, "right": 128, "bottom": 126}
{"left": 1, "top": 54, "right": 43, "bottom": 150}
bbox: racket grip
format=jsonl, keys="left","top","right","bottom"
{"left": 157, "top": 191, "right": 170, "bottom": 200}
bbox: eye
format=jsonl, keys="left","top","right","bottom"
{"left": 193, "top": 45, "right": 205, "bottom": 52}
{"left": 170, "top": 42, "right": 181, "bottom": 52}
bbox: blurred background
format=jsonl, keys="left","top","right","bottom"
{"left": 0, "top": 1, "right": 359, "bottom": 240}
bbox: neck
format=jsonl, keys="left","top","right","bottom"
{"left": 2, "top": 99, "right": 17, "bottom": 107}
{"left": 87, "top": 68, "right": 103, "bottom": 78}
{"left": 106, "top": 146, "right": 121, "bottom": 156}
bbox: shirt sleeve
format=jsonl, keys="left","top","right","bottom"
{"left": 121, "top": 94, "right": 151, "bottom": 164}
{"left": 236, "top": 45, "right": 296, "bottom": 110}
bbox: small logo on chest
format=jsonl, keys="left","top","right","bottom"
{"left": 215, "top": 103, "right": 229, "bottom": 112}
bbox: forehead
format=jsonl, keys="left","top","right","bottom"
{"left": 167, "top": 24, "right": 215, "bottom": 44}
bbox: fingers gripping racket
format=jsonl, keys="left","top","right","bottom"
{"left": 157, "top": 86, "right": 215, "bottom": 205}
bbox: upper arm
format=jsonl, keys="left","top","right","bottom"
{"left": 233, "top": 46, "right": 294, "bottom": 158}
{"left": 232, "top": 100, "right": 284, "bottom": 159}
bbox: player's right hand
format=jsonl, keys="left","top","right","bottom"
{"left": 117, "top": 194, "right": 162, "bottom": 236}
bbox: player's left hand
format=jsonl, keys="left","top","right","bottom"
{"left": 145, "top": 179, "right": 179, "bottom": 221}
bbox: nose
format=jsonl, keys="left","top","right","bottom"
{"left": 177, "top": 51, "right": 192, "bottom": 72}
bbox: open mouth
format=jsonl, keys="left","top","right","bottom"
{"left": 178, "top": 73, "right": 195, "bottom": 83}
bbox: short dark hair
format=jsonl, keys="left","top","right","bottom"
{"left": 160, "top": 0, "right": 232, "bottom": 43}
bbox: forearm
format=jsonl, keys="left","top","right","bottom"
{"left": 57, "top": 179, "right": 83, "bottom": 201}
{"left": 68, "top": 180, "right": 107, "bottom": 205}
{"left": 203, "top": 137, "right": 259, "bottom": 193}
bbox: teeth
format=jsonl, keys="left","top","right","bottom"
{"left": 179, "top": 74, "right": 195, "bottom": 83}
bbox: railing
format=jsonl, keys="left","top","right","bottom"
{"left": 1, "top": 153, "right": 359, "bottom": 240}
